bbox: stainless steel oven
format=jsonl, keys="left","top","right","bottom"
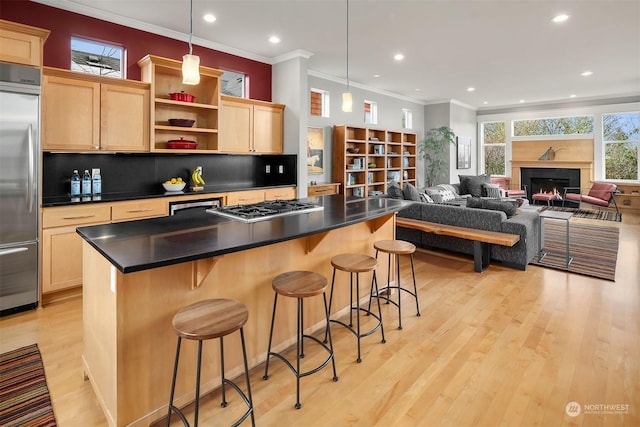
{"left": 169, "top": 198, "right": 222, "bottom": 215}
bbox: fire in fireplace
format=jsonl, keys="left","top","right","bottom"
{"left": 531, "top": 178, "right": 569, "bottom": 201}
{"left": 520, "top": 168, "right": 580, "bottom": 205}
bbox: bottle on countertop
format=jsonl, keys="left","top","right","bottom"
{"left": 81, "top": 169, "right": 91, "bottom": 196}
{"left": 70, "top": 169, "right": 81, "bottom": 197}
{"left": 92, "top": 168, "right": 102, "bottom": 195}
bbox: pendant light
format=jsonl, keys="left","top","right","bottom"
{"left": 342, "top": 0, "right": 352, "bottom": 112}
{"left": 182, "top": 0, "right": 200, "bottom": 85}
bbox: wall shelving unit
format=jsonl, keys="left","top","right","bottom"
{"left": 333, "top": 125, "right": 417, "bottom": 198}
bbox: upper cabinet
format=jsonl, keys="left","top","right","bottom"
{"left": 137, "top": 54, "right": 222, "bottom": 153}
{"left": 0, "top": 20, "right": 49, "bottom": 67}
{"left": 219, "top": 95, "right": 284, "bottom": 154}
{"left": 42, "top": 67, "right": 150, "bottom": 152}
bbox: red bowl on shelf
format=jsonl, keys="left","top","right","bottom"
{"left": 166, "top": 137, "right": 197, "bottom": 149}
{"left": 169, "top": 92, "right": 195, "bottom": 102}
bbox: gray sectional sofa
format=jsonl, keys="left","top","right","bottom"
{"left": 391, "top": 182, "right": 540, "bottom": 270}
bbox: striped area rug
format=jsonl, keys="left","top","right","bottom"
{"left": 538, "top": 206, "right": 622, "bottom": 222}
{"left": 0, "top": 344, "right": 57, "bottom": 427}
{"left": 531, "top": 219, "right": 619, "bottom": 281}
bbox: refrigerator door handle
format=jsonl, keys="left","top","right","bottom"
{"left": 27, "top": 124, "right": 35, "bottom": 213}
{"left": 0, "top": 247, "right": 29, "bottom": 256}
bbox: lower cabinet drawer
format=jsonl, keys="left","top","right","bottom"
{"left": 42, "top": 205, "right": 111, "bottom": 228}
{"left": 226, "top": 189, "right": 266, "bottom": 206}
{"left": 111, "top": 199, "right": 168, "bottom": 221}
{"left": 265, "top": 187, "right": 296, "bottom": 200}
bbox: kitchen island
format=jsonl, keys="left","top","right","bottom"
{"left": 77, "top": 195, "right": 406, "bottom": 426}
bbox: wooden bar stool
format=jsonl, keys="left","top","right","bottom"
{"left": 263, "top": 271, "right": 338, "bottom": 409}
{"left": 167, "top": 299, "right": 254, "bottom": 427}
{"left": 326, "top": 253, "right": 386, "bottom": 363}
{"left": 368, "top": 240, "right": 420, "bottom": 330}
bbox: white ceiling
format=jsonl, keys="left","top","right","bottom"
{"left": 36, "top": 0, "right": 640, "bottom": 110}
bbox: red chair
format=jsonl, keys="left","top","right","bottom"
{"left": 490, "top": 177, "right": 527, "bottom": 198}
{"left": 562, "top": 182, "right": 619, "bottom": 214}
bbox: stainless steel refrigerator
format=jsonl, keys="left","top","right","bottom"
{"left": 0, "top": 62, "right": 41, "bottom": 316}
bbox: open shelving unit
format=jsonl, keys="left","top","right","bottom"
{"left": 333, "top": 125, "right": 417, "bottom": 198}
{"left": 138, "top": 54, "right": 223, "bottom": 153}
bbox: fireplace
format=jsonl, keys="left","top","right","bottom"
{"left": 521, "top": 168, "right": 580, "bottom": 205}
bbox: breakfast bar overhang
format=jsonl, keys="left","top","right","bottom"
{"left": 77, "top": 195, "right": 406, "bottom": 426}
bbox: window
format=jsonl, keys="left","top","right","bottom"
{"left": 310, "top": 89, "right": 329, "bottom": 117}
{"left": 71, "top": 37, "right": 123, "bottom": 78}
{"left": 402, "top": 109, "right": 413, "bottom": 129}
{"left": 482, "top": 121, "right": 506, "bottom": 175}
{"left": 364, "top": 100, "right": 377, "bottom": 124}
{"left": 603, "top": 112, "right": 639, "bottom": 180}
{"left": 221, "top": 70, "right": 246, "bottom": 97}
{"left": 513, "top": 116, "right": 594, "bottom": 136}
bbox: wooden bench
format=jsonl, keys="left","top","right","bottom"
{"left": 395, "top": 217, "right": 520, "bottom": 272}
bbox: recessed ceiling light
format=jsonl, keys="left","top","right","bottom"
{"left": 581, "top": 70, "right": 593, "bottom": 76}
{"left": 394, "top": 53, "right": 404, "bottom": 61}
{"left": 269, "top": 36, "right": 281, "bottom": 44}
{"left": 552, "top": 14, "right": 569, "bottom": 23}
{"left": 483, "top": 101, "right": 488, "bottom": 105}
{"left": 415, "top": 88, "right": 421, "bottom": 92}
{"left": 373, "top": 74, "right": 381, "bottom": 78}
{"left": 570, "top": 94, "right": 577, "bottom": 98}
{"left": 467, "top": 87, "right": 475, "bottom": 92}
{"left": 203, "top": 14, "right": 216, "bottom": 23}
{"left": 519, "top": 99, "right": 525, "bottom": 103}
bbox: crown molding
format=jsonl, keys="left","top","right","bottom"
{"left": 33, "top": 0, "right": 272, "bottom": 64}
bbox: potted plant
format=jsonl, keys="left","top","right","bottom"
{"left": 418, "top": 126, "right": 456, "bottom": 188}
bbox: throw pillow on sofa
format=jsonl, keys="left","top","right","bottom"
{"left": 482, "top": 183, "right": 503, "bottom": 199}
{"left": 402, "top": 183, "right": 421, "bottom": 201}
{"left": 466, "top": 196, "right": 517, "bottom": 217}
{"left": 387, "top": 181, "right": 404, "bottom": 199}
{"left": 459, "top": 174, "right": 490, "bottom": 197}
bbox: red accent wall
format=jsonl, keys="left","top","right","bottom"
{"left": 0, "top": 1, "right": 272, "bottom": 101}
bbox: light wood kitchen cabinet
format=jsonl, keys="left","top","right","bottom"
{"left": 111, "top": 199, "right": 168, "bottom": 222}
{"left": 226, "top": 189, "right": 267, "bottom": 206}
{"left": 219, "top": 95, "right": 284, "bottom": 153}
{"left": 41, "top": 205, "right": 111, "bottom": 294}
{"left": 264, "top": 187, "right": 296, "bottom": 200}
{"left": 307, "top": 183, "right": 340, "bottom": 197}
{"left": 138, "top": 54, "right": 222, "bottom": 153}
{"left": 42, "top": 67, "right": 150, "bottom": 152}
{"left": 0, "top": 20, "right": 49, "bottom": 67}
{"left": 614, "top": 183, "right": 640, "bottom": 213}
{"left": 41, "top": 200, "right": 166, "bottom": 297}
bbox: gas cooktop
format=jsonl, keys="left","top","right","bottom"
{"left": 206, "top": 199, "right": 324, "bottom": 223}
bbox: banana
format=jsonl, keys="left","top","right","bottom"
{"left": 191, "top": 167, "right": 205, "bottom": 186}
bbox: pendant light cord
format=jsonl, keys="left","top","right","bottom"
{"left": 188, "top": 0, "right": 194, "bottom": 55}
{"left": 346, "top": 0, "right": 350, "bottom": 90}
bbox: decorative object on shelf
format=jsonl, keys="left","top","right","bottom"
{"left": 341, "top": 0, "right": 352, "bottom": 112}
{"left": 403, "top": 170, "right": 409, "bottom": 180}
{"left": 373, "top": 144, "right": 384, "bottom": 154}
{"left": 419, "top": 126, "right": 456, "bottom": 187}
{"left": 538, "top": 146, "right": 565, "bottom": 160}
{"left": 347, "top": 147, "right": 359, "bottom": 154}
{"left": 168, "top": 118, "right": 195, "bottom": 127}
{"left": 307, "top": 127, "right": 324, "bottom": 174}
{"left": 182, "top": 0, "right": 200, "bottom": 85}
{"left": 169, "top": 91, "right": 195, "bottom": 102}
{"left": 166, "top": 137, "right": 197, "bottom": 149}
{"left": 456, "top": 136, "right": 471, "bottom": 169}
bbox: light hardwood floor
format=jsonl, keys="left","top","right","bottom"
{"left": 1, "top": 214, "right": 638, "bottom": 427}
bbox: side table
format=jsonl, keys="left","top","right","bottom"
{"left": 538, "top": 210, "right": 573, "bottom": 268}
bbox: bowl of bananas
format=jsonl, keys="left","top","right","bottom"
{"left": 162, "top": 177, "right": 186, "bottom": 192}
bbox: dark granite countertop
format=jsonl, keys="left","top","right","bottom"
{"left": 76, "top": 195, "right": 407, "bottom": 273}
{"left": 42, "top": 184, "right": 294, "bottom": 207}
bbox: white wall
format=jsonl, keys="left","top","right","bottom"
{"left": 307, "top": 74, "right": 426, "bottom": 187}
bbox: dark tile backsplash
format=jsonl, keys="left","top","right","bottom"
{"left": 43, "top": 152, "right": 297, "bottom": 198}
